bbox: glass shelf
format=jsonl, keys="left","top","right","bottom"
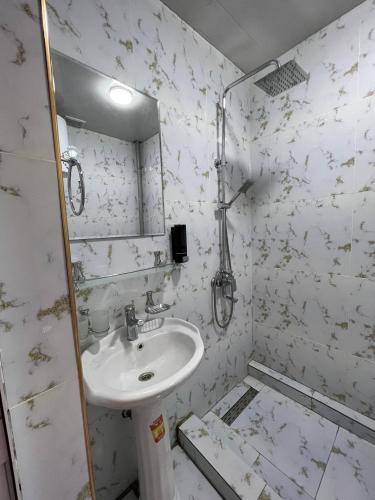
{"left": 76, "top": 261, "right": 181, "bottom": 290}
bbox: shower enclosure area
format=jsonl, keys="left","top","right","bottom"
{"left": 196, "top": 16, "right": 375, "bottom": 494}
{"left": 209, "top": 0, "right": 375, "bottom": 425}
{"left": 212, "top": 58, "right": 308, "bottom": 329}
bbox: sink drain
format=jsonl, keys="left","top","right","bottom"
{"left": 138, "top": 371, "right": 154, "bottom": 382}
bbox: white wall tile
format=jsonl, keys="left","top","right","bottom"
{"left": 10, "top": 380, "right": 90, "bottom": 500}
{"left": 0, "top": 0, "right": 54, "bottom": 160}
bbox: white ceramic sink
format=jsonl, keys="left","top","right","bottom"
{"left": 83, "top": 317, "right": 204, "bottom": 500}
{"left": 82, "top": 317, "right": 204, "bottom": 410}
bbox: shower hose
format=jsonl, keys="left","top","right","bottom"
{"left": 67, "top": 158, "right": 85, "bottom": 216}
{"left": 212, "top": 269, "right": 235, "bottom": 328}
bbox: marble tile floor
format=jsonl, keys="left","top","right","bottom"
{"left": 122, "top": 445, "right": 222, "bottom": 500}
{"left": 124, "top": 377, "right": 375, "bottom": 500}
{"left": 180, "top": 375, "right": 375, "bottom": 500}
{"left": 172, "top": 445, "right": 223, "bottom": 499}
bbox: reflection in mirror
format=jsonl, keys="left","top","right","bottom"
{"left": 51, "top": 51, "right": 165, "bottom": 240}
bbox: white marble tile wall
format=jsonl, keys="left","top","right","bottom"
{"left": 0, "top": 0, "right": 91, "bottom": 499}
{"left": 140, "top": 133, "right": 164, "bottom": 234}
{"left": 66, "top": 126, "right": 140, "bottom": 238}
{"left": 46, "top": 0, "right": 253, "bottom": 498}
{"left": 250, "top": 0, "right": 375, "bottom": 418}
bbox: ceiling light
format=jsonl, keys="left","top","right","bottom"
{"left": 109, "top": 85, "right": 133, "bottom": 106}
{"left": 67, "top": 145, "right": 79, "bottom": 159}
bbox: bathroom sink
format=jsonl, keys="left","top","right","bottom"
{"left": 82, "top": 317, "right": 204, "bottom": 409}
{"left": 83, "top": 318, "right": 204, "bottom": 500}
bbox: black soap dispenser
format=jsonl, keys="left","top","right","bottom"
{"left": 171, "top": 224, "right": 189, "bottom": 263}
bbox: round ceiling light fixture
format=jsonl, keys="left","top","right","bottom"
{"left": 67, "top": 145, "right": 79, "bottom": 159}
{"left": 109, "top": 85, "right": 133, "bottom": 106}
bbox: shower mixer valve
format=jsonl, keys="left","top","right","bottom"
{"left": 211, "top": 271, "right": 237, "bottom": 294}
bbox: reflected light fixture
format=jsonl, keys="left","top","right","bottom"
{"left": 109, "top": 85, "right": 133, "bottom": 106}
{"left": 67, "top": 145, "right": 79, "bottom": 159}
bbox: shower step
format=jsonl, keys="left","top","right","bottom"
{"left": 178, "top": 414, "right": 281, "bottom": 500}
{"left": 201, "top": 411, "right": 314, "bottom": 500}
{"left": 247, "top": 360, "right": 375, "bottom": 445}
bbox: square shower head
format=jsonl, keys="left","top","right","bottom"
{"left": 254, "top": 59, "right": 308, "bottom": 97}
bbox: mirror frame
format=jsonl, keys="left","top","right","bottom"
{"left": 40, "top": 1, "right": 97, "bottom": 497}
{"left": 50, "top": 51, "right": 166, "bottom": 242}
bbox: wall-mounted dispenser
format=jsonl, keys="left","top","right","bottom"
{"left": 171, "top": 224, "right": 189, "bottom": 263}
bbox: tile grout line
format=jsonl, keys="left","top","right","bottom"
{"left": 178, "top": 428, "right": 242, "bottom": 500}
{"left": 315, "top": 399, "right": 375, "bottom": 433}
{"left": 9, "top": 376, "right": 78, "bottom": 411}
{"left": 313, "top": 425, "right": 340, "bottom": 499}
{"left": 251, "top": 92, "right": 375, "bottom": 145}
{"left": 215, "top": 376, "right": 345, "bottom": 499}
{"left": 0, "top": 149, "right": 56, "bottom": 164}
{"left": 255, "top": 449, "right": 314, "bottom": 500}
{"left": 213, "top": 391, "right": 315, "bottom": 499}
{"left": 251, "top": 326, "right": 375, "bottom": 368}
{"left": 249, "top": 363, "right": 375, "bottom": 436}
{"left": 222, "top": 418, "right": 315, "bottom": 499}
{"left": 252, "top": 265, "right": 375, "bottom": 285}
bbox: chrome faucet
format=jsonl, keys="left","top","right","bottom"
{"left": 125, "top": 304, "right": 144, "bottom": 341}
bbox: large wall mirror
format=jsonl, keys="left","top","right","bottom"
{"left": 52, "top": 51, "right": 165, "bottom": 240}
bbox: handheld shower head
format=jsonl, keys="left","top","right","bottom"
{"left": 226, "top": 179, "right": 253, "bottom": 208}
{"left": 238, "top": 179, "right": 253, "bottom": 194}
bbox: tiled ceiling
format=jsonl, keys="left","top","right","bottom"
{"left": 161, "top": 0, "right": 365, "bottom": 72}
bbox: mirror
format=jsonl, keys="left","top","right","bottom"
{"left": 51, "top": 51, "right": 165, "bottom": 240}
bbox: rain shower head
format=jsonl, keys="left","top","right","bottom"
{"left": 226, "top": 179, "right": 254, "bottom": 208}
{"left": 254, "top": 60, "right": 308, "bottom": 97}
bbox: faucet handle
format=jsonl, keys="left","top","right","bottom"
{"left": 125, "top": 304, "right": 135, "bottom": 316}
{"left": 125, "top": 304, "right": 144, "bottom": 326}
{"left": 78, "top": 306, "right": 89, "bottom": 317}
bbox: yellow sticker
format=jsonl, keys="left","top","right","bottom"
{"left": 150, "top": 414, "right": 165, "bottom": 443}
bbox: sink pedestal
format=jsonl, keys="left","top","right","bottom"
{"left": 133, "top": 400, "right": 179, "bottom": 500}
{"left": 82, "top": 318, "right": 204, "bottom": 499}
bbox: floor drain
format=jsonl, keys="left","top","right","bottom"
{"left": 221, "top": 387, "right": 259, "bottom": 426}
{"left": 138, "top": 371, "right": 154, "bottom": 382}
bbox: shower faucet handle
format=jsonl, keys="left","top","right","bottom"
{"left": 225, "top": 295, "right": 238, "bottom": 303}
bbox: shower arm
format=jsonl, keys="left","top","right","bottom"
{"left": 218, "top": 59, "right": 280, "bottom": 204}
